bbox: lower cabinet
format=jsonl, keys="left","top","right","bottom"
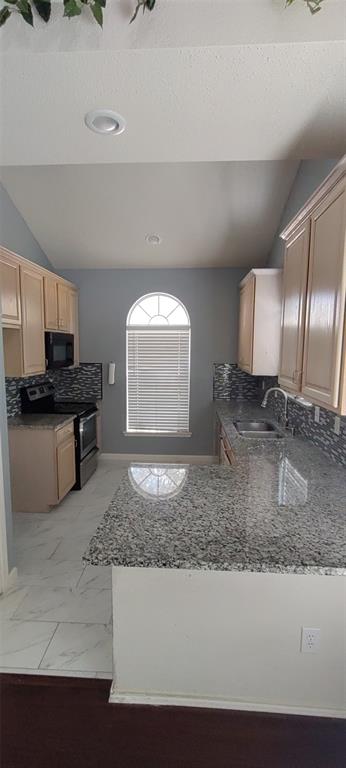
{"left": 57, "top": 434, "right": 76, "bottom": 500}
{"left": 9, "top": 420, "right": 76, "bottom": 513}
{"left": 216, "top": 417, "right": 235, "bottom": 466}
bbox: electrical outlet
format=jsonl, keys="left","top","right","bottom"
{"left": 334, "top": 416, "right": 341, "bottom": 436}
{"left": 301, "top": 627, "right": 320, "bottom": 653}
{"left": 314, "top": 406, "right": 320, "bottom": 424}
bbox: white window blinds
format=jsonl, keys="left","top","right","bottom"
{"left": 127, "top": 328, "right": 191, "bottom": 434}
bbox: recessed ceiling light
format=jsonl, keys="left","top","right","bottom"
{"left": 84, "top": 109, "right": 126, "bottom": 135}
{"left": 145, "top": 234, "right": 162, "bottom": 245}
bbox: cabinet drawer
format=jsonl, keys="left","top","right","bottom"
{"left": 56, "top": 421, "right": 74, "bottom": 445}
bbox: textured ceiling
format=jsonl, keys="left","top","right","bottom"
{"left": 0, "top": 41, "right": 345, "bottom": 166}
{"left": 0, "top": 161, "right": 299, "bottom": 268}
{"left": 0, "top": 1, "right": 344, "bottom": 267}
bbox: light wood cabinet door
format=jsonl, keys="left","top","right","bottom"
{"left": 238, "top": 275, "right": 254, "bottom": 373}
{"left": 69, "top": 289, "right": 80, "bottom": 362}
{"left": 57, "top": 436, "right": 76, "bottom": 500}
{"left": 0, "top": 252, "right": 21, "bottom": 326}
{"left": 44, "top": 276, "right": 58, "bottom": 329}
{"left": 20, "top": 265, "right": 45, "bottom": 375}
{"left": 57, "top": 282, "right": 71, "bottom": 331}
{"left": 279, "top": 222, "right": 310, "bottom": 392}
{"left": 301, "top": 180, "right": 346, "bottom": 408}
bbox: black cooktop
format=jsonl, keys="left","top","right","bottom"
{"left": 20, "top": 382, "right": 97, "bottom": 418}
{"left": 53, "top": 401, "right": 96, "bottom": 416}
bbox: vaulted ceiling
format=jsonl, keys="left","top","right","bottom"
{"left": 0, "top": 0, "right": 344, "bottom": 267}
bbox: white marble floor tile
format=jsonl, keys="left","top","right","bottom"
{"left": 0, "top": 620, "right": 57, "bottom": 668}
{"left": 76, "top": 502, "right": 108, "bottom": 520}
{"left": 0, "top": 666, "right": 97, "bottom": 678}
{"left": 17, "top": 559, "right": 84, "bottom": 589}
{"left": 42, "top": 504, "right": 84, "bottom": 523}
{"left": 12, "top": 586, "right": 112, "bottom": 624}
{"left": 15, "top": 533, "right": 63, "bottom": 562}
{"left": 50, "top": 534, "right": 94, "bottom": 562}
{"left": 77, "top": 565, "right": 111, "bottom": 590}
{"left": 36, "top": 515, "right": 98, "bottom": 542}
{"left": 0, "top": 586, "right": 28, "bottom": 620}
{"left": 40, "top": 622, "right": 113, "bottom": 673}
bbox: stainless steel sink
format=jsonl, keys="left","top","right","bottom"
{"left": 234, "top": 420, "right": 284, "bottom": 439}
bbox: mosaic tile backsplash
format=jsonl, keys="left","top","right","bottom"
{"left": 5, "top": 363, "right": 103, "bottom": 417}
{"left": 264, "top": 387, "right": 346, "bottom": 467}
{"left": 213, "top": 363, "right": 345, "bottom": 467}
{"left": 213, "top": 363, "right": 264, "bottom": 401}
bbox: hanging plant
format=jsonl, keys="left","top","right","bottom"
{"left": 0, "top": 0, "right": 325, "bottom": 30}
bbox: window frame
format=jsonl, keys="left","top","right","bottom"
{"left": 125, "top": 293, "right": 191, "bottom": 437}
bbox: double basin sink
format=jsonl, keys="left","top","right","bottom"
{"left": 234, "top": 420, "right": 284, "bottom": 439}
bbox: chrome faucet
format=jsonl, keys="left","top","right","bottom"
{"left": 261, "top": 387, "right": 289, "bottom": 429}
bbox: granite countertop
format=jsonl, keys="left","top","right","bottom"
{"left": 8, "top": 413, "right": 76, "bottom": 431}
{"left": 83, "top": 400, "right": 346, "bottom": 576}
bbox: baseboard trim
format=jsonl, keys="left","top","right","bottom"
{"left": 109, "top": 689, "right": 345, "bottom": 719}
{"left": 100, "top": 453, "right": 216, "bottom": 465}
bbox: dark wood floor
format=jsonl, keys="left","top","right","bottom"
{"left": 1, "top": 674, "right": 345, "bottom": 768}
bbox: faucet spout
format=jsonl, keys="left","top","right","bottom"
{"left": 261, "top": 387, "right": 289, "bottom": 427}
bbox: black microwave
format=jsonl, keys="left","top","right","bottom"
{"left": 45, "top": 332, "right": 74, "bottom": 369}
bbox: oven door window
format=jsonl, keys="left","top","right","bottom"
{"left": 79, "top": 414, "right": 97, "bottom": 460}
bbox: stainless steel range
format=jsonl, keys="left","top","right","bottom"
{"left": 20, "top": 382, "right": 98, "bottom": 489}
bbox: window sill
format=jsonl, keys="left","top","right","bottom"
{"left": 124, "top": 431, "right": 192, "bottom": 438}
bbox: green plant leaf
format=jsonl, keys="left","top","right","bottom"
{"left": 0, "top": 5, "right": 11, "bottom": 25}
{"left": 91, "top": 1, "right": 102, "bottom": 26}
{"left": 32, "top": 0, "right": 51, "bottom": 21}
{"left": 97, "top": 0, "right": 106, "bottom": 7}
{"left": 146, "top": 0, "right": 155, "bottom": 10}
{"left": 63, "top": 0, "right": 82, "bottom": 18}
{"left": 17, "top": 0, "right": 34, "bottom": 25}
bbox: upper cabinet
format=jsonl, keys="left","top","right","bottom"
{"left": 0, "top": 250, "right": 21, "bottom": 327}
{"left": 238, "top": 275, "right": 255, "bottom": 373}
{"left": 0, "top": 247, "right": 79, "bottom": 377}
{"left": 20, "top": 265, "right": 46, "bottom": 376}
{"left": 279, "top": 222, "right": 310, "bottom": 393}
{"left": 57, "top": 282, "right": 71, "bottom": 331}
{"left": 44, "top": 276, "right": 59, "bottom": 330}
{"left": 279, "top": 159, "right": 346, "bottom": 415}
{"left": 238, "top": 269, "right": 282, "bottom": 376}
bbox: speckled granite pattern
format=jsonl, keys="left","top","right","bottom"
{"left": 8, "top": 413, "right": 75, "bottom": 430}
{"left": 5, "top": 362, "right": 102, "bottom": 417}
{"left": 84, "top": 406, "right": 345, "bottom": 575}
{"left": 213, "top": 365, "right": 345, "bottom": 467}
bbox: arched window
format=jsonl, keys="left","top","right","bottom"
{"left": 128, "top": 465, "right": 188, "bottom": 500}
{"left": 126, "top": 293, "right": 191, "bottom": 435}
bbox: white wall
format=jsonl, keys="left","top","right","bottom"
{"left": 112, "top": 567, "right": 346, "bottom": 716}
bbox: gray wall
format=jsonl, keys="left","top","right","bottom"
{"left": 267, "top": 159, "right": 339, "bottom": 268}
{"left": 0, "top": 183, "right": 53, "bottom": 571}
{"left": 0, "top": 183, "right": 52, "bottom": 270}
{"left": 62, "top": 268, "right": 246, "bottom": 455}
